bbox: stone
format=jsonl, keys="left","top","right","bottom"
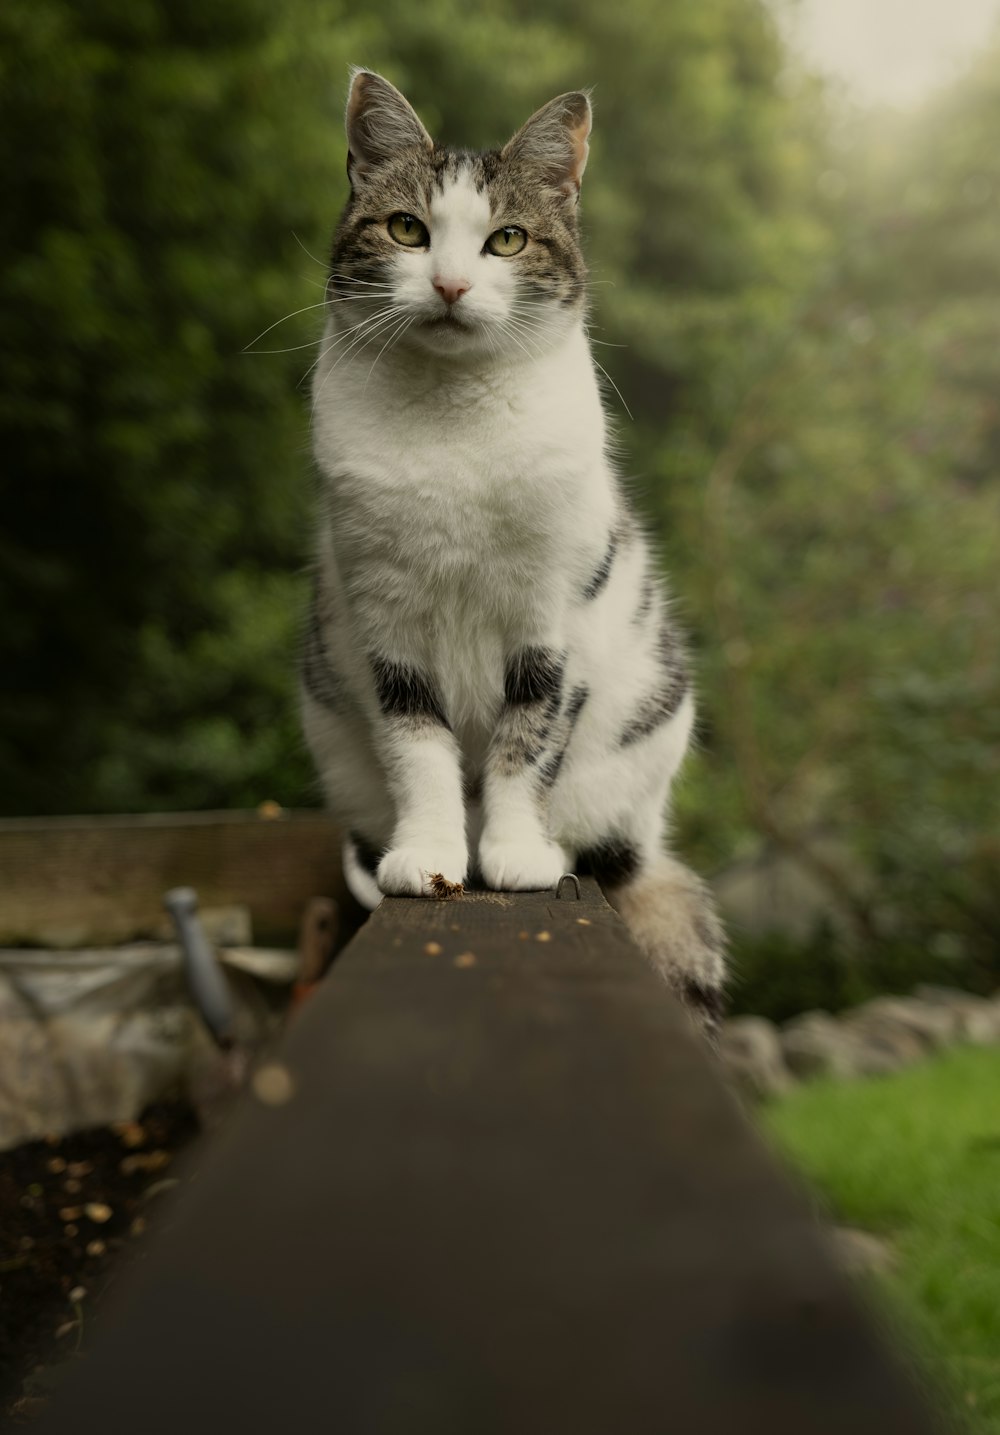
{"left": 843, "top": 1015, "right": 926, "bottom": 1076}
{"left": 829, "top": 1227, "right": 896, "bottom": 1277}
{"left": 719, "top": 1017, "right": 794, "bottom": 1100}
{"left": 780, "top": 1011, "right": 863, "bottom": 1080}
{"left": 855, "top": 995, "right": 960, "bottom": 1049}
{"left": 912, "top": 985, "right": 1000, "bottom": 1044}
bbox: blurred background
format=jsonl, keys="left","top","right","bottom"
{"left": 2, "top": 0, "right": 998, "bottom": 1015}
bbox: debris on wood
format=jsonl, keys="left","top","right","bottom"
{"left": 251, "top": 1063, "right": 295, "bottom": 1108}
{"left": 119, "top": 1151, "right": 171, "bottom": 1177}
{"left": 113, "top": 1123, "right": 146, "bottom": 1150}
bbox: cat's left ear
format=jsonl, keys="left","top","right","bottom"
{"left": 502, "top": 91, "right": 592, "bottom": 201}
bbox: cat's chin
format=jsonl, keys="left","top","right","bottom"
{"left": 409, "top": 314, "right": 487, "bottom": 358}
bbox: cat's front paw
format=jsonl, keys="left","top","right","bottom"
{"left": 479, "top": 837, "right": 569, "bottom": 892}
{"left": 377, "top": 845, "right": 468, "bottom": 899}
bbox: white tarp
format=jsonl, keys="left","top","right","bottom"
{"left": 0, "top": 940, "right": 296, "bottom": 1150}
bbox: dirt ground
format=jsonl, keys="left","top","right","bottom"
{"left": 0, "top": 1103, "right": 200, "bottom": 1425}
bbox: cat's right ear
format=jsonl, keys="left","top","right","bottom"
{"left": 345, "top": 70, "right": 433, "bottom": 187}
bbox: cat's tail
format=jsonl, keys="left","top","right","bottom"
{"left": 343, "top": 835, "right": 382, "bottom": 912}
{"left": 602, "top": 853, "right": 727, "bottom": 1041}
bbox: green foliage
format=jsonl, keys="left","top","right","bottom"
{"left": 1, "top": 0, "right": 997, "bottom": 996}
{"left": 0, "top": 0, "right": 360, "bottom": 811}
{"left": 765, "top": 1047, "right": 1000, "bottom": 1433}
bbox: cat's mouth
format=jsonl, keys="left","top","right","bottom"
{"left": 419, "top": 309, "right": 473, "bottom": 331}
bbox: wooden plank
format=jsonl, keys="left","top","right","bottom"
{"left": 39, "top": 880, "right": 941, "bottom": 1434}
{"left": 0, "top": 810, "right": 349, "bottom": 947}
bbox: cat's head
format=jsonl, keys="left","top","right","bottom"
{"left": 327, "top": 71, "right": 591, "bottom": 361}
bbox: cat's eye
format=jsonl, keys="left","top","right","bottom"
{"left": 387, "top": 213, "right": 429, "bottom": 248}
{"left": 486, "top": 226, "right": 527, "bottom": 257}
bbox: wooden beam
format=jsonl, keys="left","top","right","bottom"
{"left": 40, "top": 880, "right": 940, "bottom": 1434}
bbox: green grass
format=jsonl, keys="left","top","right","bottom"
{"left": 763, "top": 1045, "right": 1000, "bottom": 1434}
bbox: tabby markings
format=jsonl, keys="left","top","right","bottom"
{"left": 633, "top": 574, "right": 656, "bottom": 625}
{"left": 301, "top": 597, "right": 344, "bottom": 712}
{"left": 582, "top": 530, "right": 618, "bottom": 601}
{"left": 619, "top": 625, "right": 688, "bottom": 746}
{"left": 539, "top": 684, "right": 589, "bottom": 788}
{"left": 493, "top": 646, "right": 565, "bottom": 775}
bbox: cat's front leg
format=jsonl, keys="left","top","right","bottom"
{"left": 479, "top": 645, "right": 570, "bottom": 892}
{"left": 369, "top": 656, "right": 468, "bottom": 898}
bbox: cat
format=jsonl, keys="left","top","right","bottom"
{"left": 301, "top": 70, "right": 726, "bottom": 1036}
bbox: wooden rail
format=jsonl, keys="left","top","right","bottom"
{"left": 40, "top": 878, "right": 939, "bottom": 1434}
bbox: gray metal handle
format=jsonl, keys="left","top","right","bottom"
{"left": 163, "top": 886, "right": 236, "bottom": 1049}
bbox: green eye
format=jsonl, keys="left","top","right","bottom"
{"left": 387, "top": 213, "right": 429, "bottom": 247}
{"left": 486, "top": 226, "right": 527, "bottom": 257}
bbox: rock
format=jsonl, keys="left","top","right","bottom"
{"left": 912, "top": 985, "right": 1000, "bottom": 1044}
{"left": 719, "top": 1016, "right": 794, "bottom": 1100}
{"left": 854, "top": 995, "right": 960, "bottom": 1049}
{"left": 843, "top": 1014, "right": 926, "bottom": 1076}
{"left": 780, "top": 1011, "right": 864, "bottom": 1080}
{"left": 829, "top": 1226, "right": 896, "bottom": 1277}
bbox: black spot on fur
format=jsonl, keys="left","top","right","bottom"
{"left": 370, "top": 656, "right": 449, "bottom": 727}
{"left": 504, "top": 647, "right": 564, "bottom": 707}
{"left": 576, "top": 838, "right": 640, "bottom": 887}
{"left": 682, "top": 979, "right": 725, "bottom": 1027}
{"left": 349, "top": 832, "right": 382, "bottom": 878}
{"left": 582, "top": 531, "right": 618, "bottom": 601}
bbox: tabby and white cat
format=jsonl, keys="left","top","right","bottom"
{"left": 302, "top": 71, "right": 726, "bottom": 1034}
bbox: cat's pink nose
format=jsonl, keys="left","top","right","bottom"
{"left": 433, "top": 276, "right": 471, "bottom": 305}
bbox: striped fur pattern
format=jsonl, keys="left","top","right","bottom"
{"left": 302, "top": 72, "right": 726, "bottom": 1036}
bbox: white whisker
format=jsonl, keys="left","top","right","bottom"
{"left": 591, "top": 357, "right": 633, "bottom": 421}
{"left": 310, "top": 308, "right": 409, "bottom": 414}
{"left": 291, "top": 231, "right": 329, "bottom": 271}
{"left": 242, "top": 300, "right": 333, "bottom": 352}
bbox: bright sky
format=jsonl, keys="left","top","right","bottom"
{"left": 782, "top": 0, "right": 1000, "bottom": 107}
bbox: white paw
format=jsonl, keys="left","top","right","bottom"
{"left": 377, "top": 844, "right": 468, "bottom": 899}
{"left": 479, "top": 837, "right": 569, "bottom": 892}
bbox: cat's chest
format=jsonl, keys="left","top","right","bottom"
{"left": 329, "top": 386, "right": 591, "bottom": 509}
{"left": 317, "top": 334, "right": 603, "bottom": 513}
{"left": 313, "top": 331, "right": 614, "bottom": 614}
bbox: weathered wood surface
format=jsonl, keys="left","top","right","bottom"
{"left": 0, "top": 810, "right": 348, "bottom": 947}
{"left": 40, "top": 880, "right": 940, "bottom": 1434}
